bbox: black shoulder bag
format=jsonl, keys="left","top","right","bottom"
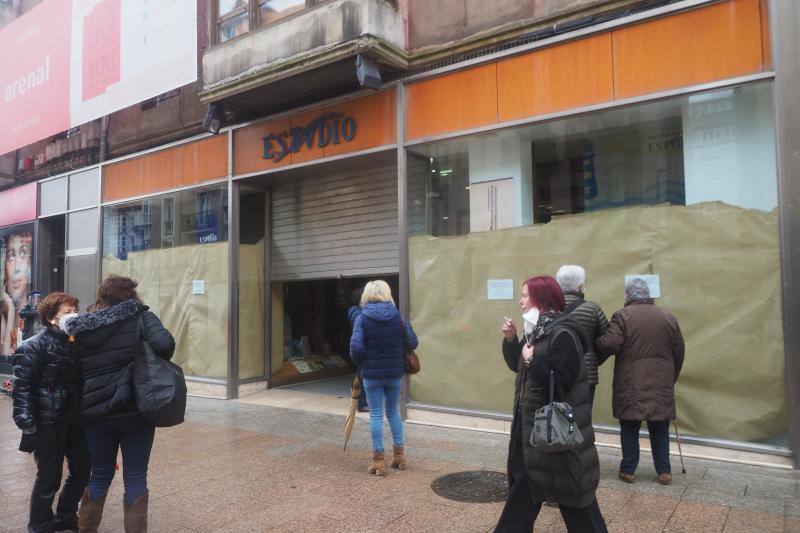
{"left": 132, "top": 315, "right": 187, "bottom": 427}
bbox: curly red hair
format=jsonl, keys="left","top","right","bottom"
{"left": 38, "top": 292, "right": 79, "bottom": 324}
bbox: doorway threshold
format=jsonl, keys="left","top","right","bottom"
{"left": 235, "top": 374, "right": 360, "bottom": 418}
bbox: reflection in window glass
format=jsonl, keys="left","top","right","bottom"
{"left": 259, "top": 0, "right": 305, "bottom": 26}
{"left": 409, "top": 83, "right": 776, "bottom": 236}
{"left": 218, "top": 10, "right": 249, "bottom": 43}
{"left": 101, "top": 185, "right": 230, "bottom": 379}
{"left": 406, "top": 81, "right": 787, "bottom": 447}
{"left": 103, "top": 186, "right": 228, "bottom": 259}
{"left": 218, "top": 0, "right": 248, "bottom": 17}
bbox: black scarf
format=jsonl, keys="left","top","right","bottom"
{"left": 523, "top": 310, "right": 561, "bottom": 345}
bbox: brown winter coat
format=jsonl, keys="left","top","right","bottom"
{"left": 597, "top": 300, "right": 685, "bottom": 421}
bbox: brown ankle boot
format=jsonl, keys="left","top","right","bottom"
{"left": 123, "top": 492, "right": 148, "bottom": 533}
{"left": 390, "top": 446, "right": 407, "bottom": 470}
{"left": 77, "top": 488, "right": 106, "bottom": 533}
{"left": 368, "top": 451, "right": 385, "bottom": 476}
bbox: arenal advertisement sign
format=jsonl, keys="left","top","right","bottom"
{"left": 0, "top": 0, "right": 197, "bottom": 156}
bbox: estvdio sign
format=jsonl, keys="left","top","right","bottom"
{"left": 0, "top": 0, "right": 198, "bottom": 156}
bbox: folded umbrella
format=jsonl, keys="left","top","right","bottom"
{"left": 343, "top": 373, "right": 362, "bottom": 451}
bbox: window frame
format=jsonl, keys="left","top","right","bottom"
{"left": 212, "top": 0, "right": 332, "bottom": 46}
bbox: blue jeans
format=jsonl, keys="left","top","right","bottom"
{"left": 362, "top": 377, "right": 404, "bottom": 453}
{"left": 86, "top": 414, "right": 155, "bottom": 507}
{"left": 619, "top": 419, "right": 671, "bottom": 475}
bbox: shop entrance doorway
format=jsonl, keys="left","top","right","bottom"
{"left": 271, "top": 275, "right": 400, "bottom": 387}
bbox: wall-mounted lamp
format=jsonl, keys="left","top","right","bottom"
{"left": 202, "top": 103, "right": 224, "bottom": 135}
{"left": 356, "top": 54, "right": 381, "bottom": 91}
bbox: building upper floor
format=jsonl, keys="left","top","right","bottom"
{"left": 0, "top": 0, "right": 770, "bottom": 190}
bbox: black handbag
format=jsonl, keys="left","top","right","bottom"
{"left": 133, "top": 315, "right": 187, "bottom": 427}
{"left": 529, "top": 370, "right": 584, "bottom": 452}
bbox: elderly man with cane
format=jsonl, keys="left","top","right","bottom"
{"left": 598, "top": 278, "right": 685, "bottom": 485}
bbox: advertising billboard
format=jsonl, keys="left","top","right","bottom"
{"left": 0, "top": 0, "right": 198, "bottom": 156}
{"left": 0, "top": 224, "right": 34, "bottom": 356}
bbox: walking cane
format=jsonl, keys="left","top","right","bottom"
{"left": 672, "top": 419, "right": 687, "bottom": 474}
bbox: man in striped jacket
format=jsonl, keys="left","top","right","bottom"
{"left": 556, "top": 265, "right": 610, "bottom": 406}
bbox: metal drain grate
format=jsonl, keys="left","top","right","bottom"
{"left": 431, "top": 471, "right": 508, "bottom": 503}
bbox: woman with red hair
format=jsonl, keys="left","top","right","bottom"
{"left": 495, "top": 276, "right": 607, "bottom": 532}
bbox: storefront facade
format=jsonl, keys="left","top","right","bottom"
{"left": 24, "top": 0, "right": 793, "bottom": 460}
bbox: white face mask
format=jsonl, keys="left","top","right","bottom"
{"left": 522, "top": 307, "right": 540, "bottom": 335}
{"left": 56, "top": 313, "right": 79, "bottom": 332}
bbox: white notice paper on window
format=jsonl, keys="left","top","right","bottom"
{"left": 192, "top": 280, "right": 206, "bottom": 295}
{"left": 625, "top": 275, "right": 661, "bottom": 298}
{"left": 487, "top": 279, "right": 515, "bottom": 300}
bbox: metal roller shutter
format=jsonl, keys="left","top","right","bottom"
{"left": 271, "top": 167, "right": 398, "bottom": 281}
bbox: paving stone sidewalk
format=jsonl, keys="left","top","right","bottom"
{"left": 1, "top": 395, "right": 798, "bottom": 532}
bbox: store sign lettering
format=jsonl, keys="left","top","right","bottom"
{"left": 262, "top": 113, "right": 357, "bottom": 162}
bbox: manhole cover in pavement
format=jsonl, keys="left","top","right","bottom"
{"left": 431, "top": 471, "right": 508, "bottom": 503}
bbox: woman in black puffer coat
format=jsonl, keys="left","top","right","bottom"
{"left": 12, "top": 292, "right": 90, "bottom": 533}
{"left": 64, "top": 275, "right": 175, "bottom": 533}
{"left": 495, "top": 276, "right": 607, "bottom": 533}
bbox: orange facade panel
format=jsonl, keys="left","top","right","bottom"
{"left": 612, "top": 0, "right": 764, "bottom": 99}
{"left": 759, "top": 0, "right": 771, "bottom": 68}
{"left": 234, "top": 117, "right": 293, "bottom": 176}
{"left": 497, "top": 33, "right": 614, "bottom": 123}
{"left": 324, "top": 90, "right": 396, "bottom": 157}
{"left": 103, "top": 135, "right": 228, "bottom": 202}
{"left": 405, "top": 63, "right": 498, "bottom": 141}
{"left": 233, "top": 89, "right": 397, "bottom": 176}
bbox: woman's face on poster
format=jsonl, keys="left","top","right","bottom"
{"left": 4, "top": 233, "right": 32, "bottom": 306}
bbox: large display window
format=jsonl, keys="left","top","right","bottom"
{"left": 0, "top": 223, "right": 34, "bottom": 357}
{"left": 406, "top": 82, "right": 786, "bottom": 446}
{"left": 102, "top": 185, "right": 230, "bottom": 379}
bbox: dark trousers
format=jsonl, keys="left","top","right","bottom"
{"left": 619, "top": 419, "right": 671, "bottom": 475}
{"left": 29, "top": 421, "right": 90, "bottom": 533}
{"left": 495, "top": 416, "right": 607, "bottom": 533}
{"left": 589, "top": 385, "right": 596, "bottom": 409}
{"left": 86, "top": 414, "right": 155, "bottom": 507}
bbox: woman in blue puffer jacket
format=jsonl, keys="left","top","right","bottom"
{"left": 350, "top": 280, "right": 418, "bottom": 476}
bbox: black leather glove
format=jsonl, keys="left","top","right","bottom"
{"left": 19, "top": 430, "right": 37, "bottom": 453}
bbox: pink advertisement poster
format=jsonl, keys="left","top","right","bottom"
{"left": 82, "top": 0, "right": 121, "bottom": 101}
{"left": 0, "top": 0, "right": 197, "bottom": 158}
{"left": 0, "top": 0, "right": 72, "bottom": 156}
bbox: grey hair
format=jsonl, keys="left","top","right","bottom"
{"left": 556, "top": 265, "right": 586, "bottom": 293}
{"left": 625, "top": 278, "right": 651, "bottom": 302}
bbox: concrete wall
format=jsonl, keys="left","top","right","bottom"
{"left": 408, "top": 0, "right": 644, "bottom": 51}
{"left": 203, "top": 0, "right": 405, "bottom": 90}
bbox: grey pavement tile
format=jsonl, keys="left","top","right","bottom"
{"left": 743, "top": 476, "right": 798, "bottom": 499}
{"left": 688, "top": 478, "right": 747, "bottom": 497}
{"left": 1, "top": 395, "right": 797, "bottom": 533}
{"left": 606, "top": 492, "right": 680, "bottom": 533}
{"left": 663, "top": 499, "right": 729, "bottom": 533}
{"left": 786, "top": 498, "right": 800, "bottom": 519}
{"left": 721, "top": 507, "right": 784, "bottom": 533}
{"left": 705, "top": 463, "right": 800, "bottom": 482}
{"left": 683, "top": 487, "right": 784, "bottom": 516}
